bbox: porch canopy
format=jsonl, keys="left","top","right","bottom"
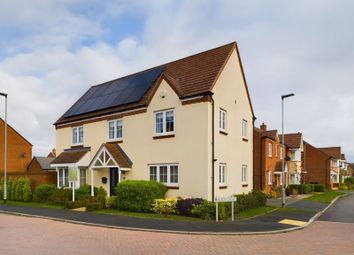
{"left": 50, "top": 147, "right": 91, "bottom": 188}
{"left": 88, "top": 143, "right": 133, "bottom": 196}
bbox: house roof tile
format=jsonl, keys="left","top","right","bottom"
{"left": 279, "top": 133, "right": 302, "bottom": 149}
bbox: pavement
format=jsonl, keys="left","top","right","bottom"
{"left": 0, "top": 194, "right": 334, "bottom": 234}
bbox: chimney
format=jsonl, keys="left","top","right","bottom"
{"left": 260, "top": 123, "right": 267, "bottom": 131}
{"left": 48, "top": 148, "right": 56, "bottom": 158}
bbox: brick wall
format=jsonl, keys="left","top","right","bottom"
{"left": 253, "top": 129, "right": 262, "bottom": 190}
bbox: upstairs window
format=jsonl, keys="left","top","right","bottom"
{"left": 219, "top": 109, "right": 227, "bottom": 132}
{"left": 72, "top": 126, "right": 83, "bottom": 145}
{"left": 275, "top": 145, "right": 278, "bottom": 157}
{"left": 268, "top": 143, "right": 273, "bottom": 157}
{"left": 155, "top": 110, "right": 174, "bottom": 135}
{"left": 219, "top": 163, "right": 226, "bottom": 186}
{"left": 242, "top": 119, "right": 248, "bottom": 138}
{"left": 108, "top": 119, "right": 123, "bottom": 140}
{"left": 280, "top": 146, "right": 284, "bottom": 159}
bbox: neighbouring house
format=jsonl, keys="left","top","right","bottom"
{"left": 253, "top": 123, "right": 288, "bottom": 192}
{"left": 279, "top": 133, "right": 303, "bottom": 185}
{"left": 302, "top": 141, "right": 333, "bottom": 188}
{"left": 51, "top": 42, "right": 255, "bottom": 200}
{"left": 339, "top": 154, "right": 349, "bottom": 183}
{"left": 318, "top": 147, "right": 342, "bottom": 189}
{"left": 348, "top": 163, "right": 354, "bottom": 178}
{"left": 26, "top": 156, "right": 57, "bottom": 189}
{"left": 0, "top": 118, "right": 33, "bottom": 174}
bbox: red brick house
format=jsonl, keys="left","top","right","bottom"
{"left": 0, "top": 118, "right": 56, "bottom": 188}
{"left": 253, "top": 123, "right": 288, "bottom": 192}
{"left": 302, "top": 143, "right": 342, "bottom": 189}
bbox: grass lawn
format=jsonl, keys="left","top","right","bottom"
{"left": 236, "top": 205, "right": 277, "bottom": 220}
{"left": 304, "top": 190, "right": 345, "bottom": 204}
{"left": 0, "top": 200, "right": 64, "bottom": 209}
{"left": 94, "top": 209, "right": 203, "bottom": 222}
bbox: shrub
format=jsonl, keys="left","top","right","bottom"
{"left": 23, "top": 178, "right": 32, "bottom": 202}
{"left": 107, "top": 196, "right": 118, "bottom": 209}
{"left": 33, "top": 184, "right": 58, "bottom": 203}
{"left": 191, "top": 200, "right": 215, "bottom": 220}
{"left": 303, "top": 184, "right": 313, "bottom": 194}
{"left": 50, "top": 188, "right": 72, "bottom": 205}
{"left": 65, "top": 201, "right": 84, "bottom": 209}
{"left": 152, "top": 198, "right": 177, "bottom": 216}
{"left": 86, "top": 202, "right": 100, "bottom": 211}
{"left": 96, "top": 187, "right": 107, "bottom": 209}
{"left": 176, "top": 198, "right": 204, "bottom": 217}
{"left": 235, "top": 191, "right": 267, "bottom": 213}
{"left": 115, "top": 180, "right": 168, "bottom": 212}
{"left": 314, "top": 184, "right": 325, "bottom": 192}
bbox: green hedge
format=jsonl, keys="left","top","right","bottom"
{"left": 288, "top": 184, "right": 315, "bottom": 195}
{"left": 115, "top": 180, "right": 168, "bottom": 212}
{"left": 33, "top": 184, "right": 58, "bottom": 203}
{"left": 191, "top": 191, "right": 267, "bottom": 220}
{"left": 314, "top": 184, "right": 325, "bottom": 192}
{"left": 0, "top": 177, "right": 32, "bottom": 202}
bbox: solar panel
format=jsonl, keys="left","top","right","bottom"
{"left": 63, "top": 66, "right": 164, "bottom": 118}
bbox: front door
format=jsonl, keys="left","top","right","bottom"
{"left": 109, "top": 168, "right": 119, "bottom": 196}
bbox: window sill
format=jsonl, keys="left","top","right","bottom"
{"left": 108, "top": 139, "right": 123, "bottom": 143}
{"left": 219, "top": 130, "right": 228, "bottom": 136}
{"left": 219, "top": 185, "right": 228, "bottom": 189}
{"left": 153, "top": 134, "right": 175, "bottom": 139}
{"left": 167, "top": 186, "right": 179, "bottom": 190}
{"left": 242, "top": 138, "right": 248, "bottom": 142}
{"left": 71, "top": 144, "right": 84, "bottom": 148}
{"left": 242, "top": 184, "right": 248, "bottom": 187}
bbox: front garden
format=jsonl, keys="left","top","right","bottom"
{"left": 0, "top": 178, "right": 269, "bottom": 222}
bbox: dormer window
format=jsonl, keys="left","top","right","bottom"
{"left": 72, "top": 126, "right": 83, "bottom": 145}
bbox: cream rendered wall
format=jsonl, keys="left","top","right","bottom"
{"left": 211, "top": 49, "right": 254, "bottom": 198}
{"left": 55, "top": 79, "right": 210, "bottom": 199}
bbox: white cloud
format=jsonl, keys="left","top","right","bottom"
{"left": 0, "top": 0, "right": 354, "bottom": 161}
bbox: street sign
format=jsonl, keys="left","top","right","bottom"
{"left": 214, "top": 196, "right": 237, "bottom": 222}
{"left": 214, "top": 196, "right": 237, "bottom": 203}
{"left": 69, "top": 167, "right": 78, "bottom": 182}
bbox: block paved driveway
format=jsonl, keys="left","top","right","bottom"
{"left": 0, "top": 213, "right": 353, "bottom": 255}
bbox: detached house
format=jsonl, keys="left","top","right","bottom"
{"left": 303, "top": 144, "right": 342, "bottom": 189}
{"left": 279, "top": 133, "right": 303, "bottom": 185}
{"left": 253, "top": 123, "right": 288, "bottom": 192}
{"left": 51, "top": 42, "right": 255, "bottom": 200}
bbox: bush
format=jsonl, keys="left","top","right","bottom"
{"left": 314, "top": 184, "right": 325, "bottom": 192}
{"left": 107, "top": 196, "right": 118, "bottom": 209}
{"left": 115, "top": 180, "right": 168, "bottom": 212}
{"left": 65, "top": 201, "right": 84, "bottom": 209}
{"left": 23, "top": 178, "right": 32, "bottom": 202}
{"left": 96, "top": 187, "right": 107, "bottom": 209}
{"left": 50, "top": 188, "right": 72, "bottom": 205}
{"left": 86, "top": 202, "right": 100, "bottom": 212}
{"left": 33, "top": 184, "right": 58, "bottom": 203}
{"left": 176, "top": 198, "right": 204, "bottom": 217}
{"left": 191, "top": 200, "right": 215, "bottom": 220}
{"left": 152, "top": 198, "right": 177, "bottom": 216}
{"left": 235, "top": 191, "right": 267, "bottom": 213}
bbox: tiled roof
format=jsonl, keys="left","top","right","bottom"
{"left": 279, "top": 133, "right": 302, "bottom": 149}
{"left": 51, "top": 148, "right": 90, "bottom": 164}
{"left": 105, "top": 143, "right": 133, "bottom": 169}
{"left": 55, "top": 42, "right": 254, "bottom": 126}
{"left": 318, "top": 147, "right": 341, "bottom": 159}
{"left": 34, "top": 157, "right": 55, "bottom": 170}
{"left": 262, "top": 130, "right": 278, "bottom": 141}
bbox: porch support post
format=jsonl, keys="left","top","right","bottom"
{"left": 90, "top": 168, "right": 94, "bottom": 196}
{"left": 56, "top": 167, "right": 59, "bottom": 188}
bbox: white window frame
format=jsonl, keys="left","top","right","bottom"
{"left": 58, "top": 168, "right": 69, "bottom": 188}
{"left": 268, "top": 171, "right": 272, "bottom": 185}
{"left": 275, "top": 144, "right": 278, "bottom": 157}
{"left": 242, "top": 119, "right": 248, "bottom": 138}
{"left": 268, "top": 143, "right": 273, "bottom": 158}
{"left": 108, "top": 119, "right": 123, "bottom": 141}
{"left": 149, "top": 164, "right": 179, "bottom": 186}
{"left": 219, "top": 108, "right": 227, "bottom": 132}
{"left": 280, "top": 146, "right": 284, "bottom": 160}
{"left": 242, "top": 165, "right": 248, "bottom": 184}
{"left": 72, "top": 126, "right": 84, "bottom": 145}
{"left": 79, "top": 168, "right": 86, "bottom": 187}
{"left": 154, "top": 109, "right": 175, "bottom": 136}
{"left": 219, "top": 163, "right": 226, "bottom": 186}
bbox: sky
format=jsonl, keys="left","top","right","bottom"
{"left": 0, "top": 0, "right": 353, "bottom": 161}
